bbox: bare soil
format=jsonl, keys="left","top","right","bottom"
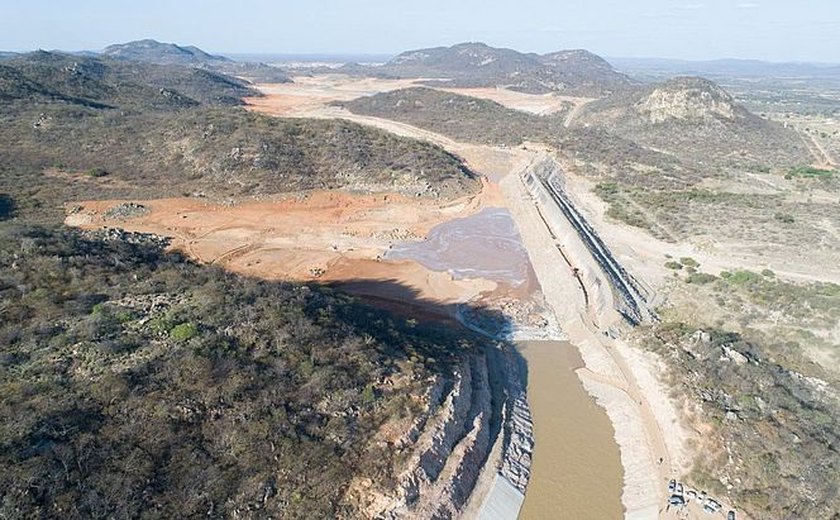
{"left": 65, "top": 182, "right": 522, "bottom": 319}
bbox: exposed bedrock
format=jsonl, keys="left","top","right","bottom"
{"left": 369, "top": 342, "right": 533, "bottom": 520}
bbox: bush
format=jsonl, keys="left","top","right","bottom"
{"left": 786, "top": 166, "right": 834, "bottom": 179}
{"left": 595, "top": 181, "right": 620, "bottom": 197}
{"left": 170, "top": 322, "right": 199, "bottom": 342}
{"left": 665, "top": 261, "right": 683, "bottom": 270}
{"left": 687, "top": 272, "right": 717, "bottom": 284}
{"left": 726, "top": 270, "right": 764, "bottom": 285}
{"left": 0, "top": 194, "right": 15, "bottom": 220}
{"left": 774, "top": 212, "right": 795, "bottom": 224}
{"left": 680, "top": 257, "right": 700, "bottom": 268}
{"left": 87, "top": 167, "right": 109, "bottom": 178}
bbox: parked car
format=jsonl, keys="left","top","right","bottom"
{"left": 668, "top": 479, "right": 676, "bottom": 493}
{"left": 727, "top": 511, "right": 736, "bottom": 520}
{"left": 704, "top": 498, "right": 721, "bottom": 514}
{"left": 669, "top": 495, "right": 686, "bottom": 506}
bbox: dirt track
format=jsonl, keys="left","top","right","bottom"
{"left": 64, "top": 75, "right": 731, "bottom": 519}
{"left": 242, "top": 77, "right": 696, "bottom": 518}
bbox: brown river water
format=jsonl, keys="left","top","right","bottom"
{"left": 384, "top": 209, "right": 623, "bottom": 518}
{"left": 518, "top": 341, "right": 624, "bottom": 520}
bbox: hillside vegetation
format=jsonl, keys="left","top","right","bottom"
{"left": 638, "top": 265, "right": 840, "bottom": 519}
{"left": 0, "top": 47, "right": 495, "bottom": 519}
{"left": 0, "top": 226, "right": 480, "bottom": 519}
{"left": 364, "top": 42, "right": 633, "bottom": 96}
{"left": 101, "top": 39, "right": 291, "bottom": 83}
{"left": 341, "top": 87, "right": 693, "bottom": 186}
{"left": 2, "top": 51, "right": 255, "bottom": 108}
{"left": 339, "top": 86, "right": 567, "bottom": 146}
{"left": 0, "top": 53, "right": 479, "bottom": 224}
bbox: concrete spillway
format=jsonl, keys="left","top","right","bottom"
{"left": 522, "top": 157, "right": 655, "bottom": 326}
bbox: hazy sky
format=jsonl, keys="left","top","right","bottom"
{"left": 2, "top": 0, "right": 839, "bottom": 62}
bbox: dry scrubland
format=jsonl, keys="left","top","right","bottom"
{"left": 3, "top": 40, "right": 840, "bottom": 520}
{"left": 342, "top": 68, "right": 840, "bottom": 518}
{"left": 0, "top": 51, "right": 500, "bottom": 518}
{"left": 0, "top": 227, "right": 493, "bottom": 518}
{"left": 635, "top": 263, "right": 840, "bottom": 519}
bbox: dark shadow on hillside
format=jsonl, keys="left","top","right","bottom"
{"left": 0, "top": 226, "right": 529, "bottom": 518}
{"left": 0, "top": 194, "right": 15, "bottom": 220}
{"left": 320, "top": 276, "right": 528, "bottom": 509}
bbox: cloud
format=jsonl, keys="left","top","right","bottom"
{"left": 737, "top": 2, "right": 761, "bottom": 7}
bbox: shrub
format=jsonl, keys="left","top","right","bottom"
{"left": 595, "top": 181, "right": 620, "bottom": 197}
{"left": 774, "top": 212, "right": 795, "bottom": 224}
{"left": 665, "top": 261, "right": 683, "bottom": 270}
{"left": 87, "top": 167, "right": 109, "bottom": 178}
{"left": 0, "top": 194, "right": 14, "bottom": 220}
{"left": 786, "top": 166, "right": 834, "bottom": 179}
{"left": 361, "top": 384, "right": 376, "bottom": 406}
{"left": 726, "top": 270, "right": 764, "bottom": 285}
{"left": 687, "top": 272, "right": 717, "bottom": 284}
{"left": 170, "top": 322, "right": 199, "bottom": 342}
{"left": 680, "top": 257, "right": 700, "bottom": 268}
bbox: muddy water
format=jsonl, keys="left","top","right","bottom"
{"left": 385, "top": 207, "right": 533, "bottom": 287}
{"left": 518, "top": 341, "right": 624, "bottom": 520}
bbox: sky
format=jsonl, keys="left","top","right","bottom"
{"left": 1, "top": 0, "right": 839, "bottom": 62}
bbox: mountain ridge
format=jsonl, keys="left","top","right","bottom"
{"left": 348, "top": 41, "right": 633, "bottom": 96}
{"left": 575, "top": 75, "right": 809, "bottom": 166}
{"left": 98, "top": 39, "right": 290, "bottom": 83}
{"left": 102, "top": 39, "right": 231, "bottom": 65}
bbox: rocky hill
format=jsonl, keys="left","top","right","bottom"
{"left": 100, "top": 39, "right": 290, "bottom": 84}
{"left": 102, "top": 39, "right": 230, "bottom": 65}
{"left": 366, "top": 42, "right": 632, "bottom": 96}
{"left": 539, "top": 49, "right": 632, "bottom": 93}
{"left": 576, "top": 76, "right": 810, "bottom": 167}
{"left": 0, "top": 53, "right": 480, "bottom": 223}
{"left": 0, "top": 225, "right": 498, "bottom": 519}
{"left": 1, "top": 51, "right": 255, "bottom": 109}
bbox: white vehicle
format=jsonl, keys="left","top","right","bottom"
{"left": 704, "top": 498, "right": 721, "bottom": 514}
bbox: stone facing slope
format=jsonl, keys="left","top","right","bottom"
{"left": 354, "top": 343, "right": 533, "bottom": 520}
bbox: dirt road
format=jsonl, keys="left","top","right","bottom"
{"left": 244, "top": 77, "right": 703, "bottom": 518}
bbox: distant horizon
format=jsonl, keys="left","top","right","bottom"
{"left": 3, "top": 1, "right": 839, "bottom": 63}
{"left": 4, "top": 39, "right": 840, "bottom": 68}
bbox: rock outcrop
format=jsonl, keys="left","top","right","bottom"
{"left": 350, "top": 340, "right": 533, "bottom": 520}
{"left": 635, "top": 76, "right": 745, "bottom": 124}
{"left": 373, "top": 354, "right": 492, "bottom": 519}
